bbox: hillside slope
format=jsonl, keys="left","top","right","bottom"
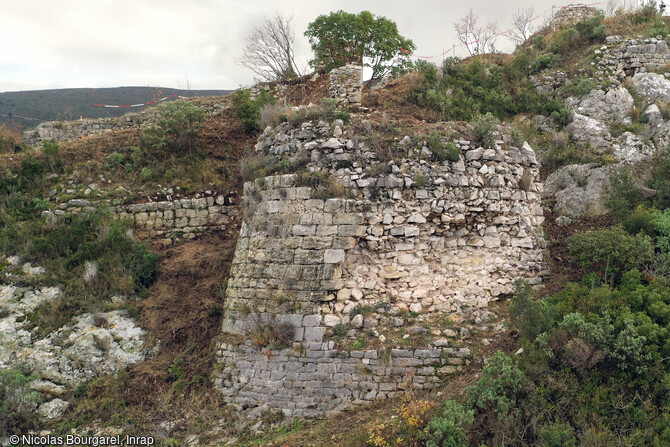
{"left": 0, "top": 86, "right": 231, "bottom": 129}
{"left": 2, "top": 6, "right": 670, "bottom": 447}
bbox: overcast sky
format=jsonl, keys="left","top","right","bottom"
{"left": 0, "top": 0, "right": 641, "bottom": 93}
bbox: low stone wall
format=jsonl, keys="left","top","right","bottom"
{"left": 597, "top": 37, "right": 670, "bottom": 79}
{"left": 52, "top": 194, "right": 240, "bottom": 243}
{"left": 329, "top": 64, "right": 363, "bottom": 106}
{"left": 215, "top": 313, "right": 469, "bottom": 418}
{"left": 23, "top": 116, "right": 140, "bottom": 147}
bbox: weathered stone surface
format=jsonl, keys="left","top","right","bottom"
{"left": 631, "top": 72, "right": 670, "bottom": 103}
{"left": 543, "top": 164, "right": 612, "bottom": 218}
{"left": 38, "top": 399, "right": 70, "bottom": 420}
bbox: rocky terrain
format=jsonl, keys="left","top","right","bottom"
{"left": 2, "top": 5, "right": 670, "bottom": 447}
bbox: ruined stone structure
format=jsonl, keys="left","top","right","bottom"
{"left": 52, "top": 193, "right": 240, "bottom": 243}
{"left": 551, "top": 4, "right": 599, "bottom": 30}
{"left": 215, "top": 109, "right": 546, "bottom": 415}
{"left": 597, "top": 36, "right": 670, "bottom": 79}
{"left": 329, "top": 64, "right": 363, "bottom": 106}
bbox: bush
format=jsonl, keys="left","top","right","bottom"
{"left": 472, "top": 113, "right": 499, "bottom": 148}
{"left": 42, "top": 140, "right": 62, "bottom": 172}
{"left": 467, "top": 351, "right": 526, "bottom": 417}
{"left": 232, "top": 88, "right": 274, "bottom": 133}
{"left": 0, "top": 123, "right": 23, "bottom": 153}
{"left": 423, "top": 400, "right": 474, "bottom": 447}
{"left": 540, "top": 422, "right": 577, "bottom": 447}
{"left": 569, "top": 227, "right": 654, "bottom": 284}
{"left": 565, "top": 78, "right": 596, "bottom": 97}
{"left": 0, "top": 369, "right": 40, "bottom": 437}
{"left": 509, "top": 280, "right": 555, "bottom": 341}
{"left": 531, "top": 53, "right": 561, "bottom": 73}
{"left": 425, "top": 131, "right": 460, "bottom": 162}
{"left": 648, "top": 19, "right": 669, "bottom": 37}
{"left": 606, "top": 170, "right": 643, "bottom": 222}
{"left": 105, "top": 152, "right": 125, "bottom": 169}
{"left": 141, "top": 100, "right": 205, "bottom": 154}
{"left": 632, "top": 3, "right": 660, "bottom": 24}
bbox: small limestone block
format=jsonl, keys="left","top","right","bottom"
{"left": 303, "top": 315, "right": 322, "bottom": 327}
{"left": 304, "top": 326, "right": 326, "bottom": 342}
{"left": 324, "top": 249, "right": 345, "bottom": 264}
{"left": 323, "top": 314, "right": 341, "bottom": 327}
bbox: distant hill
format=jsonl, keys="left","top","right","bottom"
{"left": 0, "top": 86, "right": 232, "bottom": 130}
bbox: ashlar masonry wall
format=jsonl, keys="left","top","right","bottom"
{"left": 51, "top": 193, "right": 239, "bottom": 243}
{"left": 215, "top": 117, "right": 546, "bottom": 416}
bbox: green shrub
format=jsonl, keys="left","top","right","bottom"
{"left": 140, "top": 167, "right": 153, "bottom": 182}
{"left": 414, "top": 173, "right": 428, "bottom": 188}
{"left": 42, "top": 140, "right": 62, "bottom": 172}
{"left": 565, "top": 78, "right": 596, "bottom": 97}
{"left": 531, "top": 53, "right": 561, "bottom": 73}
{"left": 423, "top": 400, "right": 474, "bottom": 447}
{"left": 632, "top": 3, "right": 660, "bottom": 24}
{"left": 105, "top": 152, "right": 125, "bottom": 169}
{"left": 531, "top": 35, "right": 546, "bottom": 51}
{"left": 140, "top": 100, "right": 205, "bottom": 154}
{"left": 467, "top": 351, "right": 526, "bottom": 418}
{"left": 411, "top": 56, "right": 543, "bottom": 121}
{"left": 0, "top": 369, "right": 40, "bottom": 436}
{"left": 606, "top": 170, "right": 643, "bottom": 222}
{"left": 424, "top": 131, "right": 460, "bottom": 162}
{"left": 472, "top": 113, "right": 499, "bottom": 147}
{"left": 232, "top": 88, "right": 274, "bottom": 133}
{"left": 569, "top": 227, "right": 654, "bottom": 284}
{"left": 540, "top": 422, "right": 577, "bottom": 447}
{"left": 509, "top": 280, "right": 555, "bottom": 341}
{"left": 648, "top": 19, "right": 669, "bottom": 37}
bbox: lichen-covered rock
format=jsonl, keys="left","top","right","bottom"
{"left": 575, "top": 86, "right": 634, "bottom": 125}
{"left": 1, "top": 282, "right": 148, "bottom": 389}
{"left": 566, "top": 113, "right": 612, "bottom": 154}
{"left": 543, "top": 164, "right": 612, "bottom": 218}
{"left": 38, "top": 398, "right": 70, "bottom": 420}
{"left": 632, "top": 72, "right": 670, "bottom": 103}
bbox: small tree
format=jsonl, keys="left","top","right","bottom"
{"left": 239, "top": 14, "right": 301, "bottom": 82}
{"left": 454, "top": 9, "right": 499, "bottom": 56}
{"left": 305, "top": 10, "right": 415, "bottom": 84}
{"left": 140, "top": 100, "right": 205, "bottom": 154}
{"left": 508, "top": 7, "right": 537, "bottom": 47}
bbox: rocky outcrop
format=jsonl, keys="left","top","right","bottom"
{"left": 565, "top": 85, "right": 653, "bottom": 163}
{"left": 0, "top": 259, "right": 149, "bottom": 418}
{"left": 543, "top": 164, "right": 612, "bottom": 218}
{"left": 631, "top": 72, "right": 670, "bottom": 103}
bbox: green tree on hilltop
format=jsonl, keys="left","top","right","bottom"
{"left": 305, "top": 10, "right": 415, "bottom": 84}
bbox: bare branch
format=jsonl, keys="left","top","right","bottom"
{"left": 509, "top": 7, "right": 536, "bottom": 47}
{"left": 238, "top": 14, "right": 301, "bottom": 82}
{"left": 454, "top": 9, "right": 499, "bottom": 56}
